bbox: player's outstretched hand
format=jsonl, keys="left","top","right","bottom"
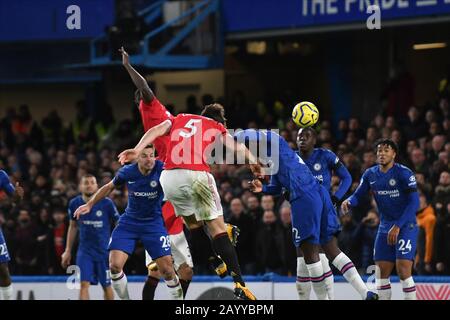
{"left": 249, "top": 163, "right": 263, "bottom": 178}
{"left": 119, "top": 46, "right": 129, "bottom": 66}
{"left": 73, "top": 203, "right": 92, "bottom": 220}
{"left": 387, "top": 225, "right": 400, "bottom": 246}
{"left": 14, "top": 182, "right": 24, "bottom": 200}
{"left": 249, "top": 179, "right": 263, "bottom": 193}
{"left": 61, "top": 251, "right": 71, "bottom": 269}
{"left": 341, "top": 199, "right": 351, "bottom": 214}
{"left": 118, "top": 149, "right": 138, "bottom": 165}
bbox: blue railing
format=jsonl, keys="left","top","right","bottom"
{"left": 11, "top": 275, "right": 450, "bottom": 283}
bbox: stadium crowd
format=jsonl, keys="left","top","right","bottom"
{"left": 0, "top": 92, "right": 448, "bottom": 277}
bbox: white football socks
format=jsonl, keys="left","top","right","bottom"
{"left": 306, "top": 261, "right": 328, "bottom": 300}
{"left": 165, "top": 275, "right": 184, "bottom": 300}
{"left": 319, "top": 253, "right": 335, "bottom": 300}
{"left": 332, "top": 252, "right": 368, "bottom": 299}
{"left": 111, "top": 271, "right": 130, "bottom": 300}
{"left": 401, "top": 276, "right": 416, "bottom": 300}
{"left": 296, "top": 257, "right": 312, "bottom": 300}
{"left": 0, "top": 284, "right": 13, "bottom": 300}
{"left": 376, "top": 278, "right": 392, "bottom": 300}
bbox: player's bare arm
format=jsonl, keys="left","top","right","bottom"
{"left": 221, "top": 133, "right": 263, "bottom": 177}
{"left": 73, "top": 181, "right": 115, "bottom": 219}
{"left": 119, "top": 46, "right": 154, "bottom": 104}
{"left": 61, "top": 220, "right": 78, "bottom": 269}
{"left": 118, "top": 120, "right": 172, "bottom": 164}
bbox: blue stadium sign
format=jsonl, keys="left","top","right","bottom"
{"left": 224, "top": 0, "right": 450, "bottom": 32}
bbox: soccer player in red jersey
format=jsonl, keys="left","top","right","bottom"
{"left": 120, "top": 47, "right": 237, "bottom": 299}
{"left": 118, "top": 104, "right": 260, "bottom": 300}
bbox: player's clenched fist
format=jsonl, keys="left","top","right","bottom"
{"left": 341, "top": 199, "right": 351, "bottom": 214}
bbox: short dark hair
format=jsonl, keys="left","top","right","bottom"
{"left": 374, "top": 139, "right": 398, "bottom": 153}
{"left": 81, "top": 173, "right": 96, "bottom": 181}
{"left": 201, "top": 103, "right": 226, "bottom": 124}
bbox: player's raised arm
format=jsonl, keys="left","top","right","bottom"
{"left": 341, "top": 170, "right": 370, "bottom": 214}
{"left": 118, "top": 120, "right": 172, "bottom": 164}
{"left": 120, "top": 46, "right": 154, "bottom": 104}
{"left": 221, "top": 133, "right": 262, "bottom": 177}
{"left": 73, "top": 181, "right": 116, "bottom": 219}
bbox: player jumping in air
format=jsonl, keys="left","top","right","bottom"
{"left": 240, "top": 129, "right": 377, "bottom": 300}
{"left": 296, "top": 127, "right": 372, "bottom": 300}
{"left": 62, "top": 174, "right": 120, "bottom": 300}
{"left": 119, "top": 47, "right": 238, "bottom": 299}
{"left": 0, "top": 170, "right": 24, "bottom": 300}
{"left": 74, "top": 145, "right": 183, "bottom": 300}
{"left": 118, "top": 104, "right": 259, "bottom": 300}
{"left": 342, "top": 139, "right": 420, "bottom": 300}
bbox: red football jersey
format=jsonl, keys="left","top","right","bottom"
{"left": 164, "top": 114, "right": 227, "bottom": 172}
{"left": 139, "top": 98, "right": 173, "bottom": 161}
{"left": 139, "top": 98, "right": 183, "bottom": 235}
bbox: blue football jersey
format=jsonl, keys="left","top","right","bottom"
{"left": 68, "top": 196, "right": 119, "bottom": 258}
{"left": 298, "top": 148, "right": 352, "bottom": 200}
{"left": 234, "top": 129, "right": 319, "bottom": 200}
{"left": 348, "top": 163, "right": 419, "bottom": 232}
{"left": 112, "top": 161, "right": 165, "bottom": 227}
{"left": 0, "top": 170, "right": 15, "bottom": 195}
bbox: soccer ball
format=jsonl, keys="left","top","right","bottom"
{"left": 292, "top": 101, "right": 319, "bottom": 128}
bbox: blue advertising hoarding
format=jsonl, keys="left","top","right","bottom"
{"left": 224, "top": 0, "right": 450, "bottom": 33}
{"left": 0, "top": 0, "right": 114, "bottom": 41}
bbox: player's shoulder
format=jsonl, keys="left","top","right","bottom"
{"left": 364, "top": 165, "right": 379, "bottom": 176}
{"left": 0, "top": 169, "right": 9, "bottom": 180}
{"left": 119, "top": 163, "right": 138, "bottom": 174}
{"left": 68, "top": 195, "right": 82, "bottom": 206}
{"left": 316, "top": 148, "right": 337, "bottom": 158}
{"left": 394, "top": 163, "right": 415, "bottom": 176}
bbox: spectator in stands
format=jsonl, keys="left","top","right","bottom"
{"left": 337, "top": 214, "right": 360, "bottom": 269}
{"left": 48, "top": 207, "right": 67, "bottom": 275}
{"left": 226, "top": 198, "right": 256, "bottom": 275}
{"left": 403, "top": 106, "right": 427, "bottom": 141}
{"left": 410, "top": 148, "right": 430, "bottom": 176}
{"left": 353, "top": 209, "right": 379, "bottom": 274}
{"left": 255, "top": 210, "right": 284, "bottom": 275}
{"left": 13, "top": 209, "right": 39, "bottom": 275}
{"left": 261, "top": 195, "right": 275, "bottom": 212}
{"left": 416, "top": 193, "right": 436, "bottom": 275}
{"left": 278, "top": 206, "right": 296, "bottom": 276}
{"left": 245, "top": 195, "right": 263, "bottom": 223}
{"left": 434, "top": 202, "right": 450, "bottom": 275}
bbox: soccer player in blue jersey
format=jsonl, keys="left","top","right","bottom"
{"left": 240, "top": 129, "right": 377, "bottom": 300}
{"left": 74, "top": 145, "right": 183, "bottom": 300}
{"left": 61, "top": 174, "right": 120, "bottom": 300}
{"left": 342, "top": 139, "right": 420, "bottom": 300}
{"left": 0, "top": 170, "right": 24, "bottom": 300}
{"left": 295, "top": 127, "right": 352, "bottom": 299}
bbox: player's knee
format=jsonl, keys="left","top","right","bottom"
{"left": 80, "top": 281, "right": 90, "bottom": 289}
{"left": 0, "top": 264, "right": 10, "bottom": 282}
{"left": 397, "top": 263, "right": 412, "bottom": 280}
{"left": 109, "top": 262, "right": 122, "bottom": 275}
{"left": 158, "top": 262, "right": 175, "bottom": 279}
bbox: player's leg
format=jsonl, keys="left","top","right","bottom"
{"left": 80, "top": 281, "right": 90, "bottom": 300}
{"left": 395, "top": 225, "right": 418, "bottom": 300}
{"left": 154, "top": 254, "right": 183, "bottom": 300}
{"left": 374, "top": 231, "right": 396, "bottom": 300}
{"left": 95, "top": 258, "right": 114, "bottom": 300}
{"left": 76, "top": 254, "right": 95, "bottom": 300}
{"left": 143, "top": 250, "right": 161, "bottom": 300}
{"left": 291, "top": 195, "right": 328, "bottom": 300}
{"left": 322, "top": 237, "right": 376, "bottom": 300}
{"left": 109, "top": 250, "right": 130, "bottom": 299}
{"left": 375, "top": 261, "right": 395, "bottom": 300}
{"left": 0, "top": 263, "right": 13, "bottom": 300}
{"left": 0, "top": 231, "right": 13, "bottom": 300}
{"left": 170, "top": 232, "right": 194, "bottom": 298}
{"left": 108, "top": 222, "right": 138, "bottom": 300}
{"left": 160, "top": 170, "right": 227, "bottom": 278}
{"left": 396, "top": 259, "right": 416, "bottom": 300}
{"left": 295, "top": 247, "right": 312, "bottom": 300}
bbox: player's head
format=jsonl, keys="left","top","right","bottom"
{"left": 201, "top": 103, "right": 227, "bottom": 126}
{"left": 375, "top": 139, "right": 398, "bottom": 166}
{"left": 138, "top": 144, "right": 155, "bottom": 171}
{"left": 297, "top": 127, "right": 317, "bottom": 153}
{"left": 79, "top": 174, "right": 98, "bottom": 197}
